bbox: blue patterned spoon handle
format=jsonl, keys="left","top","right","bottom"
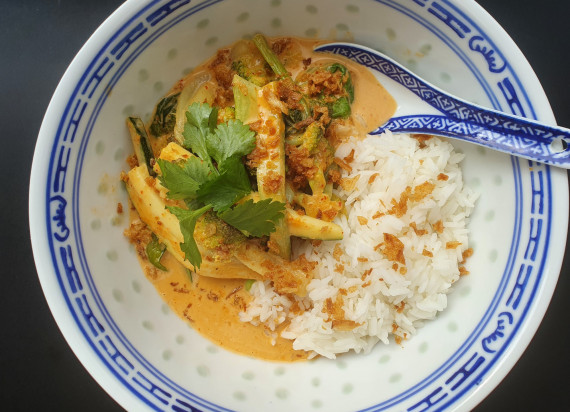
{"left": 315, "top": 43, "right": 570, "bottom": 168}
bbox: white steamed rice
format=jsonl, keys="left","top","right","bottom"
{"left": 239, "top": 132, "right": 478, "bottom": 359}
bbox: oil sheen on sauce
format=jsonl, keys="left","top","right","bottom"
{"left": 136, "top": 37, "right": 396, "bottom": 362}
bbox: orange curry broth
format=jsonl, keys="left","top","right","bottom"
{"left": 128, "top": 37, "right": 396, "bottom": 361}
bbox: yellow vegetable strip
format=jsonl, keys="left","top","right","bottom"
{"left": 125, "top": 165, "right": 262, "bottom": 280}
{"left": 255, "top": 82, "right": 291, "bottom": 259}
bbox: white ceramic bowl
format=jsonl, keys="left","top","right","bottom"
{"left": 29, "top": 0, "right": 568, "bottom": 410}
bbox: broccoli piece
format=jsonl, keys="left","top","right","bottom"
{"left": 285, "top": 121, "right": 324, "bottom": 154}
{"left": 299, "top": 121, "right": 324, "bottom": 154}
{"left": 194, "top": 211, "right": 247, "bottom": 251}
{"left": 286, "top": 123, "right": 334, "bottom": 196}
{"left": 310, "top": 137, "right": 335, "bottom": 194}
{"left": 231, "top": 59, "right": 272, "bottom": 87}
{"left": 230, "top": 39, "right": 275, "bottom": 87}
{"left": 217, "top": 106, "right": 236, "bottom": 123}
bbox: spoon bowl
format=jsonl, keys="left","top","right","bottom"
{"left": 316, "top": 42, "right": 570, "bottom": 168}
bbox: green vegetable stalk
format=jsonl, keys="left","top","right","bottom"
{"left": 252, "top": 34, "right": 289, "bottom": 78}
{"left": 126, "top": 117, "right": 156, "bottom": 177}
{"left": 244, "top": 279, "right": 256, "bottom": 291}
{"left": 146, "top": 234, "right": 168, "bottom": 271}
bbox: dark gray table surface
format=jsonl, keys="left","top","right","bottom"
{"left": 1, "top": 0, "right": 568, "bottom": 410}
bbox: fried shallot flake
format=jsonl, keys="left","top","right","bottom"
{"left": 372, "top": 211, "right": 385, "bottom": 219}
{"left": 332, "top": 319, "right": 360, "bottom": 331}
{"left": 446, "top": 241, "right": 462, "bottom": 249}
{"left": 361, "top": 268, "right": 373, "bottom": 280}
{"left": 334, "top": 157, "right": 353, "bottom": 173}
{"left": 461, "top": 247, "right": 474, "bottom": 264}
{"left": 413, "top": 133, "right": 433, "bottom": 148}
{"left": 387, "top": 187, "right": 410, "bottom": 217}
{"left": 381, "top": 233, "right": 406, "bottom": 265}
{"left": 261, "top": 170, "right": 284, "bottom": 194}
{"left": 124, "top": 219, "right": 152, "bottom": 258}
{"left": 433, "top": 220, "right": 444, "bottom": 233}
{"left": 322, "top": 294, "right": 345, "bottom": 321}
{"left": 459, "top": 266, "right": 470, "bottom": 276}
{"left": 422, "top": 249, "right": 434, "bottom": 257}
{"left": 333, "top": 243, "right": 343, "bottom": 261}
{"left": 410, "top": 222, "right": 427, "bottom": 236}
{"left": 343, "top": 149, "right": 355, "bottom": 164}
{"left": 395, "top": 301, "right": 406, "bottom": 313}
{"left": 126, "top": 154, "right": 138, "bottom": 169}
{"left": 410, "top": 181, "right": 435, "bottom": 202}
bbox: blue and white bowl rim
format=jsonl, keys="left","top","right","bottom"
{"left": 29, "top": 0, "right": 568, "bottom": 411}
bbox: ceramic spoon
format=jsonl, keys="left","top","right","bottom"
{"left": 314, "top": 42, "right": 570, "bottom": 168}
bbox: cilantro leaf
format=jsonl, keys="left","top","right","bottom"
{"left": 166, "top": 205, "right": 212, "bottom": 269}
{"left": 160, "top": 102, "right": 270, "bottom": 267}
{"left": 196, "top": 156, "right": 252, "bottom": 212}
{"left": 157, "top": 157, "right": 211, "bottom": 200}
{"left": 182, "top": 102, "right": 218, "bottom": 170}
{"left": 206, "top": 119, "right": 256, "bottom": 169}
{"left": 184, "top": 198, "right": 206, "bottom": 210}
{"left": 219, "top": 199, "right": 285, "bottom": 237}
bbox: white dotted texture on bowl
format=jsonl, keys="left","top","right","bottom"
{"left": 30, "top": 0, "right": 568, "bottom": 411}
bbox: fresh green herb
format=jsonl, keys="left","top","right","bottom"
{"left": 166, "top": 205, "right": 212, "bottom": 270}
{"left": 157, "top": 102, "right": 285, "bottom": 269}
{"left": 219, "top": 198, "right": 285, "bottom": 237}
{"left": 149, "top": 93, "right": 179, "bottom": 137}
{"left": 184, "top": 198, "right": 206, "bottom": 211}
{"left": 183, "top": 102, "right": 218, "bottom": 171}
{"left": 157, "top": 157, "right": 211, "bottom": 200}
{"left": 206, "top": 119, "right": 256, "bottom": 170}
{"left": 244, "top": 279, "right": 256, "bottom": 291}
{"left": 146, "top": 234, "right": 168, "bottom": 271}
{"left": 196, "top": 156, "right": 253, "bottom": 212}
{"left": 160, "top": 104, "right": 255, "bottom": 207}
